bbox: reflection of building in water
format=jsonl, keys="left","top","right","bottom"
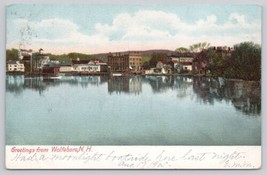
{"left": 144, "top": 76, "right": 174, "bottom": 93}
{"left": 71, "top": 76, "right": 108, "bottom": 88}
{"left": 129, "top": 76, "right": 142, "bottom": 94}
{"left": 173, "top": 76, "right": 193, "bottom": 98}
{"left": 6, "top": 76, "right": 25, "bottom": 94}
{"left": 6, "top": 75, "right": 60, "bottom": 95}
{"left": 108, "top": 76, "right": 142, "bottom": 95}
{"left": 225, "top": 80, "right": 261, "bottom": 116}
{"left": 7, "top": 75, "right": 109, "bottom": 95}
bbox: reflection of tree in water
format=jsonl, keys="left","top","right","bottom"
{"left": 192, "top": 77, "right": 261, "bottom": 116}
{"left": 224, "top": 80, "right": 261, "bottom": 116}
{"left": 143, "top": 75, "right": 261, "bottom": 116}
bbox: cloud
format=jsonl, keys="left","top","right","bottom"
{"left": 93, "top": 10, "right": 260, "bottom": 46}
{"left": 7, "top": 10, "right": 261, "bottom": 54}
{"left": 229, "top": 13, "right": 246, "bottom": 25}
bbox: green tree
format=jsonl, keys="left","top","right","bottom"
{"left": 68, "top": 52, "right": 92, "bottom": 60}
{"left": 149, "top": 53, "right": 167, "bottom": 67}
{"left": 206, "top": 48, "right": 228, "bottom": 76}
{"left": 226, "top": 42, "right": 261, "bottom": 80}
{"left": 6, "top": 48, "right": 19, "bottom": 61}
{"left": 175, "top": 47, "right": 189, "bottom": 53}
{"left": 189, "top": 42, "right": 210, "bottom": 52}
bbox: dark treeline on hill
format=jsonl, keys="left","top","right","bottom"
{"left": 49, "top": 52, "right": 101, "bottom": 63}
{"left": 5, "top": 50, "right": 104, "bottom": 63}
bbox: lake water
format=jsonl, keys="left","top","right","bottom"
{"left": 6, "top": 75, "right": 261, "bottom": 145}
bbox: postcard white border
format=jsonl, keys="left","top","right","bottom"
{"left": 2, "top": 0, "right": 266, "bottom": 174}
{"left": 6, "top": 145, "right": 261, "bottom": 169}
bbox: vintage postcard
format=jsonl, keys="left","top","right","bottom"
{"left": 5, "top": 3, "right": 261, "bottom": 169}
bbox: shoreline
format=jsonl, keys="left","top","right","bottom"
{"left": 6, "top": 72, "right": 261, "bottom": 82}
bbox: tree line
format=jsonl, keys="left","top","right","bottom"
{"left": 144, "top": 41, "right": 261, "bottom": 81}
{"left": 198, "top": 42, "right": 261, "bottom": 81}
{"left": 6, "top": 49, "right": 97, "bottom": 63}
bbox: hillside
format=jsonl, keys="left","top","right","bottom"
{"left": 92, "top": 49, "right": 176, "bottom": 62}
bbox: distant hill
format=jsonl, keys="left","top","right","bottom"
{"left": 91, "top": 49, "right": 176, "bottom": 62}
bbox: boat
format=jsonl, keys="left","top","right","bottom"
{"left": 43, "top": 75, "right": 62, "bottom": 80}
{"left": 50, "top": 76, "right": 62, "bottom": 79}
{"left": 112, "top": 73, "right": 123, "bottom": 76}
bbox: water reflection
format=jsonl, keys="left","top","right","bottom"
{"left": 192, "top": 77, "right": 261, "bottom": 116}
{"left": 6, "top": 75, "right": 261, "bottom": 116}
{"left": 108, "top": 76, "right": 142, "bottom": 95}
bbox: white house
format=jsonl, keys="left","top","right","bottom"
{"left": 73, "top": 64, "right": 101, "bottom": 72}
{"left": 7, "top": 61, "right": 25, "bottom": 72}
{"left": 60, "top": 64, "right": 74, "bottom": 73}
{"left": 171, "top": 57, "right": 193, "bottom": 72}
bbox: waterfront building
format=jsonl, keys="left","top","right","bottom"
{"left": 73, "top": 64, "right": 100, "bottom": 72}
{"left": 108, "top": 51, "right": 143, "bottom": 73}
{"left": 33, "top": 49, "right": 51, "bottom": 72}
{"left": 129, "top": 52, "right": 142, "bottom": 71}
{"left": 108, "top": 52, "right": 130, "bottom": 73}
{"left": 7, "top": 61, "right": 25, "bottom": 72}
{"left": 72, "top": 59, "right": 108, "bottom": 73}
{"left": 59, "top": 63, "right": 74, "bottom": 73}
{"left": 18, "top": 49, "right": 32, "bottom": 61}
{"left": 169, "top": 53, "right": 195, "bottom": 73}
{"left": 98, "top": 63, "right": 108, "bottom": 72}
{"left": 42, "top": 64, "right": 60, "bottom": 75}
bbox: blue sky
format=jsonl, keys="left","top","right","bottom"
{"left": 6, "top": 4, "right": 261, "bottom": 54}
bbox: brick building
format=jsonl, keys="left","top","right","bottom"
{"left": 108, "top": 52, "right": 130, "bottom": 72}
{"left": 108, "top": 52, "right": 142, "bottom": 73}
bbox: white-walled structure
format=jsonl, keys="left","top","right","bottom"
{"left": 7, "top": 61, "right": 25, "bottom": 72}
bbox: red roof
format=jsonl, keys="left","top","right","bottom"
{"left": 20, "top": 49, "right": 32, "bottom": 52}
{"left": 22, "top": 56, "right": 31, "bottom": 61}
{"left": 95, "top": 59, "right": 104, "bottom": 63}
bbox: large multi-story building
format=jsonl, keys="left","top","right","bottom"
{"left": 108, "top": 52, "right": 130, "bottom": 73}
{"left": 108, "top": 51, "right": 142, "bottom": 73}
{"left": 129, "top": 52, "right": 142, "bottom": 70}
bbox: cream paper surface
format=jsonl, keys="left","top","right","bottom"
{"left": 6, "top": 146, "right": 261, "bottom": 169}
